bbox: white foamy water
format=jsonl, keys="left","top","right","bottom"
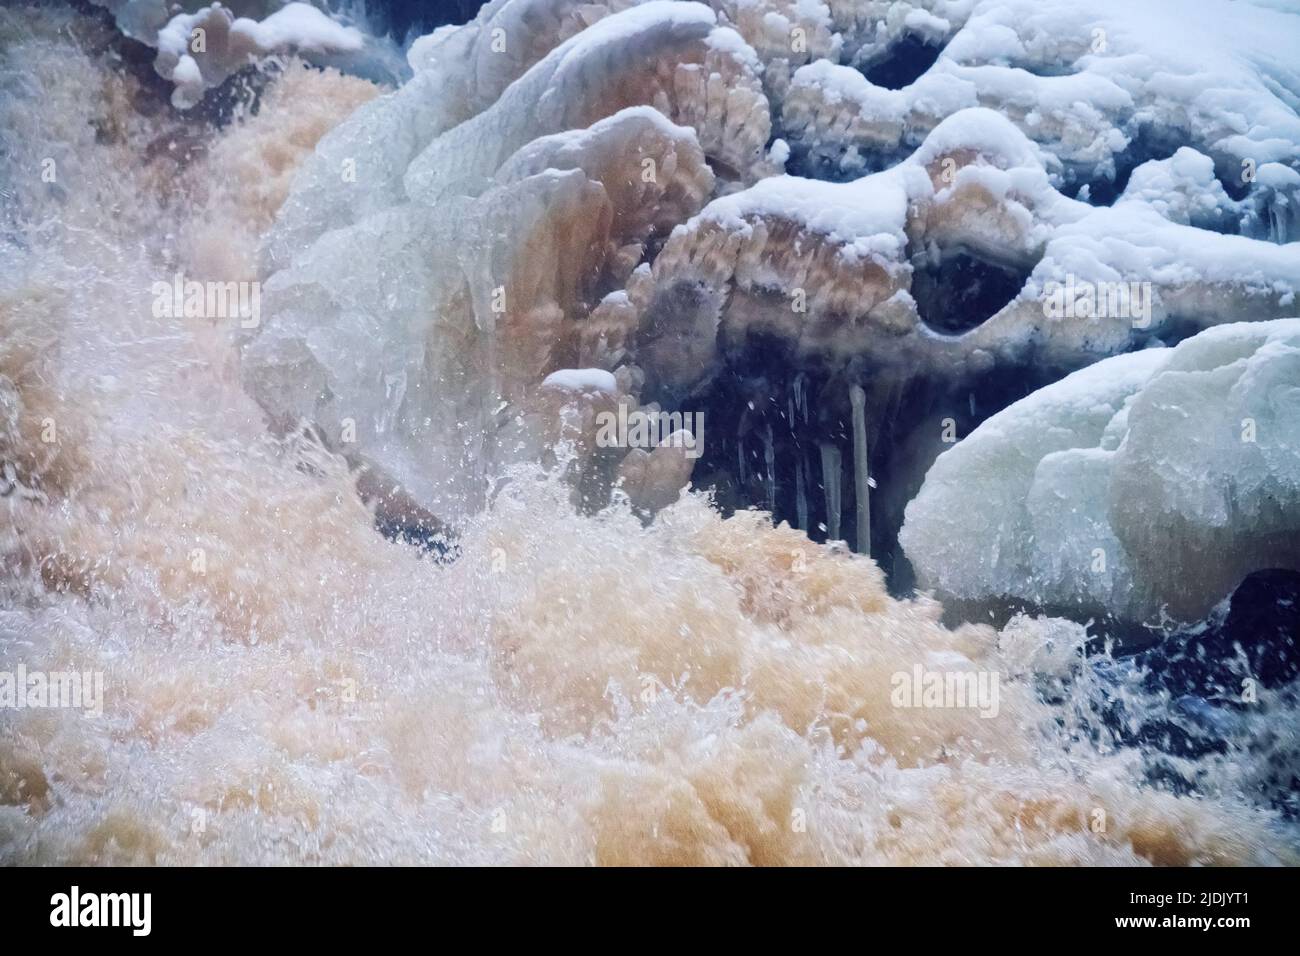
{"left": 0, "top": 4, "right": 1297, "bottom": 865}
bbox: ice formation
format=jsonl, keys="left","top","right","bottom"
{"left": 1, "top": 0, "right": 1298, "bottom": 867}
{"left": 900, "top": 321, "right": 1300, "bottom": 624}
{"left": 246, "top": 96, "right": 721, "bottom": 516}
{"left": 238, "top": 0, "right": 1300, "bottom": 552}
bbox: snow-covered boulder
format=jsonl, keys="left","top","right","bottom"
{"left": 900, "top": 320, "right": 1300, "bottom": 624}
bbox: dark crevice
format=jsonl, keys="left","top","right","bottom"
{"left": 358, "top": 0, "right": 488, "bottom": 37}
{"left": 1064, "top": 126, "right": 1183, "bottom": 206}
{"left": 1145, "top": 569, "right": 1300, "bottom": 691}
{"left": 683, "top": 329, "right": 1057, "bottom": 594}
{"left": 1136, "top": 313, "right": 1210, "bottom": 349}
{"left": 782, "top": 143, "right": 882, "bottom": 183}
{"left": 704, "top": 155, "right": 742, "bottom": 184}
{"left": 859, "top": 33, "right": 943, "bottom": 90}
{"left": 1218, "top": 158, "right": 1255, "bottom": 203}
{"left": 911, "top": 248, "right": 1029, "bottom": 334}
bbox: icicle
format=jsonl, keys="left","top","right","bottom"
{"left": 763, "top": 422, "right": 775, "bottom": 515}
{"left": 737, "top": 409, "right": 748, "bottom": 486}
{"left": 820, "top": 442, "right": 841, "bottom": 541}
{"left": 795, "top": 453, "right": 808, "bottom": 531}
{"left": 792, "top": 372, "right": 807, "bottom": 423}
{"left": 849, "top": 385, "right": 871, "bottom": 557}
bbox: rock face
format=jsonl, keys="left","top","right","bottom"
{"left": 900, "top": 320, "right": 1300, "bottom": 625}
{"left": 611, "top": 107, "right": 1300, "bottom": 404}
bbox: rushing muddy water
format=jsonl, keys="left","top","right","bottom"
{"left": 0, "top": 3, "right": 1297, "bottom": 865}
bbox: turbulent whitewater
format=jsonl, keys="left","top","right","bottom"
{"left": 1, "top": 0, "right": 1298, "bottom": 865}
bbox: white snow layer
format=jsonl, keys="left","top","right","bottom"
{"left": 231, "top": 3, "right": 364, "bottom": 54}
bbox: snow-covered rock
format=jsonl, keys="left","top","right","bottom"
{"left": 1116, "top": 148, "right": 1240, "bottom": 232}
{"left": 94, "top": 1, "right": 401, "bottom": 109}
{"left": 541, "top": 368, "right": 620, "bottom": 394}
{"left": 784, "top": 0, "right": 1300, "bottom": 199}
{"left": 611, "top": 106, "right": 1300, "bottom": 402}
{"left": 900, "top": 320, "right": 1300, "bottom": 624}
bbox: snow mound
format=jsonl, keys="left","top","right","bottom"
{"left": 542, "top": 368, "right": 619, "bottom": 393}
